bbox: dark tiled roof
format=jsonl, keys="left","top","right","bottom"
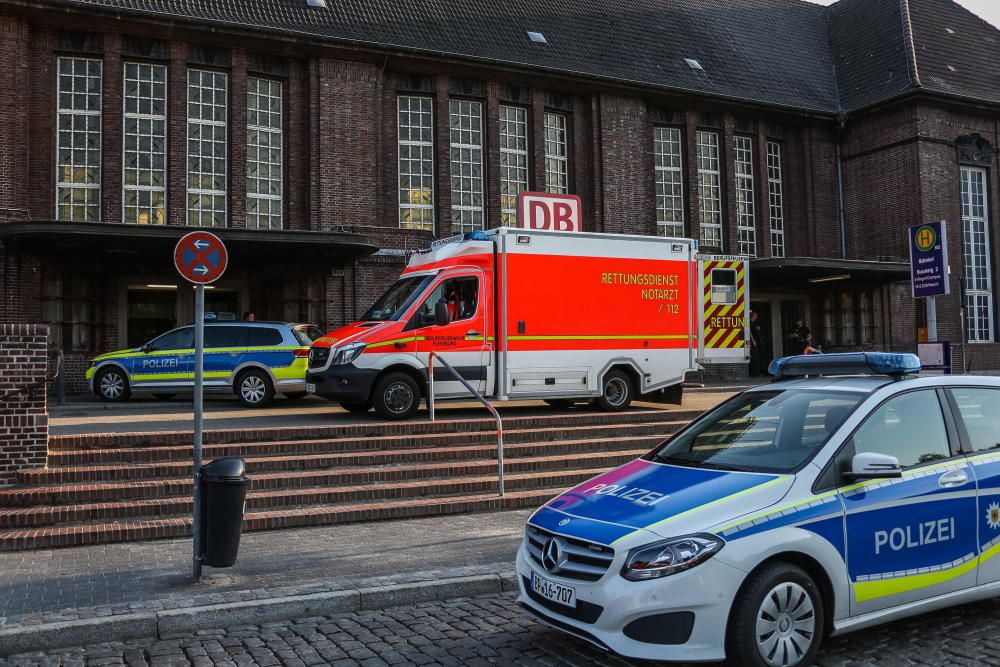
{"left": 39, "top": 0, "right": 1000, "bottom": 114}
{"left": 908, "top": 0, "right": 1000, "bottom": 106}
{"left": 50, "top": 0, "right": 841, "bottom": 113}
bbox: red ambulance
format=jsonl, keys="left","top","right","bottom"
{"left": 306, "top": 228, "right": 748, "bottom": 419}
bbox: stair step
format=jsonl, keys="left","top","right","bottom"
{"left": 1, "top": 450, "right": 647, "bottom": 506}
{"left": 0, "top": 468, "right": 608, "bottom": 528}
{"left": 19, "top": 436, "right": 665, "bottom": 484}
{"left": 48, "top": 408, "right": 696, "bottom": 450}
{"left": 47, "top": 420, "right": 684, "bottom": 466}
{"left": 0, "top": 489, "right": 562, "bottom": 550}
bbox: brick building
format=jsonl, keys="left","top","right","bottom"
{"left": 0, "top": 0, "right": 998, "bottom": 390}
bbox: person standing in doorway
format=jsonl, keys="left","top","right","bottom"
{"left": 748, "top": 311, "right": 764, "bottom": 376}
{"left": 243, "top": 312, "right": 256, "bottom": 321}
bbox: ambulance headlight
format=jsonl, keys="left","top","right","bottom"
{"left": 330, "top": 342, "right": 366, "bottom": 366}
{"left": 621, "top": 534, "right": 724, "bottom": 581}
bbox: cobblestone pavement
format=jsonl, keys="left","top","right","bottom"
{"left": 4, "top": 591, "right": 1000, "bottom": 667}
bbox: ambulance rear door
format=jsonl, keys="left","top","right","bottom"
{"left": 696, "top": 255, "right": 750, "bottom": 365}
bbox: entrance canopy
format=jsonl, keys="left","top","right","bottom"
{"left": 0, "top": 221, "right": 378, "bottom": 268}
{"left": 750, "top": 256, "right": 910, "bottom": 292}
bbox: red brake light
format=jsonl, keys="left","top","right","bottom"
{"left": 294, "top": 348, "right": 310, "bottom": 358}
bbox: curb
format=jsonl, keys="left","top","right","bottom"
{"left": 0, "top": 571, "right": 519, "bottom": 657}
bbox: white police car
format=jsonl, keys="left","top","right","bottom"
{"left": 518, "top": 352, "right": 1000, "bottom": 666}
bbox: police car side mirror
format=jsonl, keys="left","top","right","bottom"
{"left": 141, "top": 343, "right": 152, "bottom": 353}
{"left": 850, "top": 452, "right": 902, "bottom": 480}
{"left": 435, "top": 301, "right": 450, "bottom": 327}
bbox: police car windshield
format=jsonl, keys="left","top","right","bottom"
{"left": 361, "top": 276, "right": 434, "bottom": 321}
{"left": 650, "top": 389, "right": 865, "bottom": 474}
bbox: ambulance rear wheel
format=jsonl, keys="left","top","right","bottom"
{"left": 236, "top": 369, "right": 274, "bottom": 408}
{"left": 725, "top": 562, "right": 824, "bottom": 667}
{"left": 595, "top": 370, "right": 633, "bottom": 411}
{"left": 96, "top": 367, "right": 131, "bottom": 403}
{"left": 373, "top": 373, "right": 420, "bottom": 420}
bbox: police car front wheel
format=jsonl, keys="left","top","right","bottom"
{"left": 236, "top": 369, "right": 275, "bottom": 408}
{"left": 96, "top": 367, "right": 131, "bottom": 403}
{"left": 726, "top": 562, "right": 824, "bottom": 667}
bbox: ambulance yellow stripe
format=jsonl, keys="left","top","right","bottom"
{"left": 365, "top": 336, "right": 427, "bottom": 350}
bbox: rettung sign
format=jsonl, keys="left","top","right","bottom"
{"left": 909, "top": 220, "right": 949, "bottom": 298}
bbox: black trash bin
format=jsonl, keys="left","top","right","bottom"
{"left": 200, "top": 457, "right": 249, "bottom": 568}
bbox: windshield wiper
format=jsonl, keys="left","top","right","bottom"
{"left": 654, "top": 456, "right": 749, "bottom": 472}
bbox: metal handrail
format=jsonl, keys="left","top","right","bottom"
{"left": 427, "top": 351, "right": 504, "bottom": 497}
{"left": 0, "top": 349, "right": 62, "bottom": 405}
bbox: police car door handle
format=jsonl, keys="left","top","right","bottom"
{"left": 938, "top": 469, "right": 968, "bottom": 488}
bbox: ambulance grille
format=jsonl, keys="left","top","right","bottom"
{"left": 526, "top": 525, "right": 615, "bottom": 582}
{"left": 308, "top": 347, "right": 329, "bottom": 369}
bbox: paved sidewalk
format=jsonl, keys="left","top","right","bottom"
{"left": 0, "top": 510, "right": 531, "bottom": 627}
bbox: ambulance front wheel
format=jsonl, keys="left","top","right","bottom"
{"left": 373, "top": 372, "right": 420, "bottom": 420}
{"left": 725, "top": 562, "right": 825, "bottom": 667}
{"left": 594, "top": 370, "right": 633, "bottom": 411}
{"left": 96, "top": 367, "right": 131, "bottom": 403}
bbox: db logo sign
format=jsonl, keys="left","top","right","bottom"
{"left": 517, "top": 192, "right": 582, "bottom": 232}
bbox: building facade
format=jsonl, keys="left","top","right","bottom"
{"left": 0, "top": 0, "right": 998, "bottom": 390}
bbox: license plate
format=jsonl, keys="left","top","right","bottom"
{"left": 531, "top": 571, "right": 576, "bottom": 608}
{"left": 306, "top": 383, "right": 316, "bottom": 393}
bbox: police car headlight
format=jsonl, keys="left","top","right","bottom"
{"left": 621, "top": 534, "right": 724, "bottom": 581}
{"left": 330, "top": 342, "right": 366, "bottom": 366}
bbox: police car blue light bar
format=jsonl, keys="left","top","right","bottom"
{"left": 768, "top": 352, "right": 921, "bottom": 378}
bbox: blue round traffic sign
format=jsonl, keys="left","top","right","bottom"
{"left": 174, "top": 231, "right": 228, "bottom": 284}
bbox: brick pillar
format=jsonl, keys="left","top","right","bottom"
{"left": 0, "top": 323, "right": 49, "bottom": 486}
{"left": 755, "top": 127, "right": 773, "bottom": 258}
{"left": 531, "top": 93, "right": 546, "bottom": 193}
{"left": 28, "top": 29, "right": 56, "bottom": 220}
{"left": 102, "top": 34, "right": 123, "bottom": 223}
{"left": 722, "top": 117, "right": 739, "bottom": 255}
{"left": 229, "top": 49, "right": 248, "bottom": 229}
{"left": 167, "top": 41, "right": 188, "bottom": 226}
{"left": 597, "top": 95, "right": 650, "bottom": 235}
{"left": 0, "top": 16, "right": 29, "bottom": 218}
{"left": 287, "top": 60, "right": 309, "bottom": 231}
{"left": 433, "top": 76, "right": 451, "bottom": 238}
{"left": 485, "top": 82, "right": 502, "bottom": 228}
{"left": 684, "top": 111, "right": 702, "bottom": 246}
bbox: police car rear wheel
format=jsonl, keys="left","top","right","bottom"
{"left": 373, "top": 373, "right": 420, "bottom": 420}
{"left": 726, "top": 563, "right": 824, "bottom": 667}
{"left": 96, "top": 368, "right": 130, "bottom": 403}
{"left": 236, "top": 369, "right": 274, "bottom": 408}
{"left": 595, "top": 371, "right": 633, "bottom": 411}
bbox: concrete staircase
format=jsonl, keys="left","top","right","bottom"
{"left": 0, "top": 408, "right": 698, "bottom": 550}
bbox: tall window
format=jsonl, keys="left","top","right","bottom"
{"left": 187, "top": 69, "right": 228, "bottom": 227}
{"left": 122, "top": 63, "right": 166, "bottom": 225}
{"left": 397, "top": 95, "right": 434, "bottom": 231}
{"left": 449, "top": 99, "right": 484, "bottom": 233}
{"left": 499, "top": 105, "right": 529, "bottom": 225}
{"left": 734, "top": 136, "right": 756, "bottom": 256}
{"left": 653, "top": 127, "right": 684, "bottom": 237}
{"left": 767, "top": 141, "right": 785, "bottom": 257}
{"left": 544, "top": 112, "right": 569, "bottom": 194}
{"left": 962, "top": 166, "right": 993, "bottom": 342}
{"left": 56, "top": 57, "right": 102, "bottom": 222}
{"left": 696, "top": 131, "right": 722, "bottom": 247}
{"left": 247, "top": 77, "right": 283, "bottom": 230}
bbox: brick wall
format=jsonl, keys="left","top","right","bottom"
{"left": 0, "top": 323, "right": 48, "bottom": 486}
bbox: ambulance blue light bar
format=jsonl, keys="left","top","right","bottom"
{"left": 768, "top": 352, "right": 921, "bottom": 379}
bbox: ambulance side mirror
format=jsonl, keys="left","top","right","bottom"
{"left": 850, "top": 451, "right": 902, "bottom": 480}
{"left": 434, "top": 301, "right": 450, "bottom": 327}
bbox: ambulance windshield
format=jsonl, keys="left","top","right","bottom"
{"left": 361, "top": 275, "right": 434, "bottom": 321}
{"left": 649, "top": 389, "right": 864, "bottom": 474}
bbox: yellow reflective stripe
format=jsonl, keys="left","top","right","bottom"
{"left": 509, "top": 335, "right": 690, "bottom": 341}
{"left": 272, "top": 358, "right": 308, "bottom": 380}
{"left": 853, "top": 557, "right": 978, "bottom": 602}
{"left": 714, "top": 484, "right": 840, "bottom": 535}
{"left": 366, "top": 336, "right": 427, "bottom": 350}
{"left": 612, "top": 476, "right": 788, "bottom": 547}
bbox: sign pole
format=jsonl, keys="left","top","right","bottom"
{"left": 927, "top": 295, "right": 937, "bottom": 342}
{"left": 192, "top": 283, "right": 205, "bottom": 582}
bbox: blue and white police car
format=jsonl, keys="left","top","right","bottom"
{"left": 86, "top": 321, "right": 321, "bottom": 407}
{"left": 518, "top": 352, "right": 1000, "bottom": 666}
